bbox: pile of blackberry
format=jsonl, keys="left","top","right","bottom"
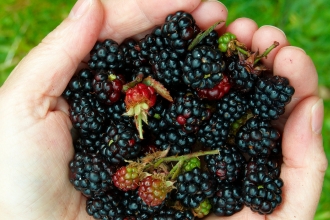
{"left": 64, "top": 11, "right": 295, "bottom": 219}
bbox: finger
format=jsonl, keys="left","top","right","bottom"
{"left": 4, "top": 0, "right": 104, "bottom": 97}
{"left": 274, "top": 46, "right": 319, "bottom": 124}
{"left": 223, "top": 18, "right": 258, "bottom": 49}
{"left": 99, "top": 0, "right": 202, "bottom": 41}
{"left": 190, "top": 0, "right": 228, "bottom": 30}
{"left": 251, "top": 25, "right": 290, "bottom": 69}
{"left": 272, "top": 96, "right": 327, "bottom": 219}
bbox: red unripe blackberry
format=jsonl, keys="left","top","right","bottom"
{"left": 138, "top": 175, "right": 169, "bottom": 206}
{"left": 125, "top": 83, "right": 156, "bottom": 109}
{"left": 195, "top": 74, "right": 231, "bottom": 100}
{"left": 113, "top": 166, "right": 140, "bottom": 191}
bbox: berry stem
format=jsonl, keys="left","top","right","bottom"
{"left": 122, "top": 73, "right": 144, "bottom": 92}
{"left": 254, "top": 41, "right": 279, "bottom": 64}
{"left": 153, "top": 149, "right": 219, "bottom": 168}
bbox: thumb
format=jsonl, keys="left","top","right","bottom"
{"left": 4, "top": 0, "right": 104, "bottom": 97}
{"left": 275, "top": 96, "right": 327, "bottom": 219}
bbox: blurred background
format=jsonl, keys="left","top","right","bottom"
{"left": 0, "top": 0, "right": 329, "bottom": 218}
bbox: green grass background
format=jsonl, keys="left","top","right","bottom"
{"left": 0, "top": 0, "right": 329, "bottom": 219}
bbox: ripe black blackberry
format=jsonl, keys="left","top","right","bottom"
{"left": 100, "top": 122, "right": 142, "bottom": 165}
{"left": 69, "top": 152, "right": 116, "bottom": 198}
{"left": 154, "top": 126, "right": 196, "bottom": 156}
{"left": 174, "top": 167, "right": 215, "bottom": 209}
{"left": 151, "top": 48, "right": 185, "bottom": 88}
{"left": 197, "top": 29, "right": 219, "bottom": 48}
{"left": 88, "top": 39, "right": 124, "bottom": 70}
{"left": 235, "top": 117, "right": 281, "bottom": 158}
{"left": 211, "top": 183, "right": 244, "bottom": 216}
{"left": 243, "top": 157, "right": 283, "bottom": 214}
{"left": 147, "top": 98, "right": 169, "bottom": 134}
{"left": 92, "top": 70, "right": 125, "bottom": 105}
{"left": 197, "top": 111, "right": 230, "bottom": 149}
{"left": 86, "top": 190, "right": 125, "bottom": 219}
{"left": 248, "top": 75, "right": 295, "bottom": 120}
{"left": 152, "top": 207, "right": 195, "bottom": 220}
{"left": 105, "top": 97, "right": 134, "bottom": 127}
{"left": 215, "top": 89, "right": 249, "bottom": 123}
{"left": 119, "top": 38, "right": 146, "bottom": 73}
{"left": 225, "top": 55, "right": 259, "bottom": 93}
{"left": 139, "top": 26, "right": 170, "bottom": 62}
{"left": 182, "top": 45, "right": 225, "bottom": 89}
{"left": 205, "top": 145, "right": 246, "bottom": 184}
{"left": 62, "top": 68, "right": 94, "bottom": 102}
{"left": 165, "top": 91, "right": 210, "bottom": 133}
{"left": 129, "top": 65, "right": 154, "bottom": 82}
{"left": 73, "top": 133, "right": 105, "bottom": 154}
{"left": 121, "top": 190, "right": 164, "bottom": 219}
{"left": 161, "top": 11, "right": 200, "bottom": 55}
{"left": 69, "top": 95, "right": 106, "bottom": 136}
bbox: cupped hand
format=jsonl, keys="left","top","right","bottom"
{"left": 0, "top": 0, "right": 326, "bottom": 219}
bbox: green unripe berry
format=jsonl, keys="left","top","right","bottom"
{"left": 218, "top": 32, "right": 237, "bottom": 52}
{"left": 183, "top": 157, "right": 201, "bottom": 172}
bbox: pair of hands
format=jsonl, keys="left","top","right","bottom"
{"left": 0, "top": 0, "right": 327, "bottom": 219}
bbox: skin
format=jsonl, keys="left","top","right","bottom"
{"left": 0, "top": 0, "right": 327, "bottom": 219}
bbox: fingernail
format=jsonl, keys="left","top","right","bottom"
{"left": 261, "top": 25, "right": 287, "bottom": 38}
{"left": 312, "top": 98, "right": 324, "bottom": 134}
{"left": 69, "top": 0, "right": 92, "bottom": 19}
